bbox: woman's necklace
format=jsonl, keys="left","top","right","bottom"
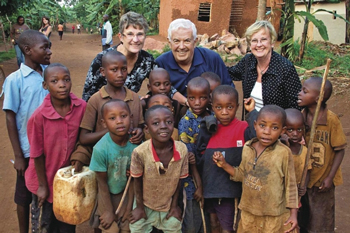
{"left": 258, "top": 64, "right": 269, "bottom": 75}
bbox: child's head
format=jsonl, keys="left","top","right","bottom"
{"left": 100, "top": 50, "right": 127, "bottom": 88}
{"left": 186, "top": 77, "right": 210, "bottom": 116}
{"left": 147, "top": 94, "right": 174, "bottom": 114}
{"left": 298, "top": 77, "right": 333, "bottom": 108}
{"left": 212, "top": 85, "right": 239, "bottom": 126}
{"left": 145, "top": 105, "right": 174, "bottom": 143}
{"left": 147, "top": 68, "right": 171, "bottom": 96}
{"left": 254, "top": 105, "right": 286, "bottom": 147}
{"left": 200, "top": 72, "right": 221, "bottom": 94}
{"left": 285, "top": 108, "right": 304, "bottom": 144}
{"left": 101, "top": 99, "right": 132, "bottom": 138}
{"left": 43, "top": 63, "right": 71, "bottom": 100}
{"left": 17, "top": 29, "right": 51, "bottom": 65}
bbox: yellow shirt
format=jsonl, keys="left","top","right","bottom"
{"left": 292, "top": 145, "right": 312, "bottom": 185}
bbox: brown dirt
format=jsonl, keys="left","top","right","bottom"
{"left": 0, "top": 29, "right": 349, "bottom": 232}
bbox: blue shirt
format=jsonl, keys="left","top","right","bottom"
{"left": 2, "top": 64, "right": 49, "bottom": 158}
{"left": 156, "top": 47, "right": 234, "bottom": 96}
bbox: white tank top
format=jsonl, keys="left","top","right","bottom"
{"left": 250, "top": 82, "right": 264, "bottom": 111}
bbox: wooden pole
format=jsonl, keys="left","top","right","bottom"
{"left": 193, "top": 179, "right": 207, "bottom": 233}
{"left": 299, "top": 58, "right": 332, "bottom": 197}
{"left": 0, "top": 22, "right": 8, "bottom": 52}
{"left": 115, "top": 175, "right": 132, "bottom": 215}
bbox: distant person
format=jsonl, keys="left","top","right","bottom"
{"left": 77, "top": 23, "right": 81, "bottom": 34}
{"left": 72, "top": 25, "right": 75, "bottom": 34}
{"left": 3, "top": 29, "right": 51, "bottom": 233}
{"left": 57, "top": 23, "right": 64, "bottom": 40}
{"left": 39, "top": 16, "right": 52, "bottom": 38}
{"left": 101, "top": 14, "right": 113, "bottom": 50}
{"left": 10, "top": 16, "right": 30, "bottom": 67}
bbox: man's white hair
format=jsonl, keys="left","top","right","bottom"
{"left": 167, "top": 18, "right": 197, "bottom": 40}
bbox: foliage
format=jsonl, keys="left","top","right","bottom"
{"left": 147, "top": 43, "right": 171, "bottom": 59}
{"left": 0, "top": 48, "right": 15, "bottom": 62}
{"left": 0, "top": 0, "right": 34, "bottom": 15}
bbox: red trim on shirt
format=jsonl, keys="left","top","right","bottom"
{"left": 151, "top": 139, "right": 181, "bottom": 162}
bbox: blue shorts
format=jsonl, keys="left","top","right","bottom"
{"left": 205, "top": 198, "right": 236, "bottom": 231}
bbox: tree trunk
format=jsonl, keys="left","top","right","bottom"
{"left": 257, "top": 0, "right": 267, "bottom": 20}
{"left": 346, "top": 0, "right": 350, "bottom": 43}
{"left": 281, "top": 0, "right": 295, "bottom": 57}
{"left": 298, "top": 0, "right": 312, "bottom": 62}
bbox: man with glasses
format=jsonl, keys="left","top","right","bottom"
{"left": 101, "top": 14, "right": 113, "bottom": 51}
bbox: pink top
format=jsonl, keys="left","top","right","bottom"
{"left": 25, "top": 93, "right": 86, "bottom": 203}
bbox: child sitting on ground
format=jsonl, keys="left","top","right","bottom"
{"left": 198, "top": 85, "right": 257, "bottom": 233}
{"left": 70, "top": 50, "right": 144, "bottom": 172}
{"left": 129, "top": 105, "right": 189, "bottom": 233}
{"left": 142, "top": 67, "right": 181, "bottom": 127}
{"left": 89, "top": 99, "right": 136, "bottom": 233}
{"left": 213, "top": 105, "right": 299, "bottom": 233}
{"left": 3, "top": 29, "right": 51, "bottom": 233}
{"left": 144, "top": 94, "right": 179, "bottom": 141}
{"left": 298, "top": 77, "right": 347, "bottom": 232}
{"left": 25, "top": 63, "right": 86, "bottom": 232}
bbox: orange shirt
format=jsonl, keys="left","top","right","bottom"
{"left": 58, "top": 24, "right": 64, "bottom": 32}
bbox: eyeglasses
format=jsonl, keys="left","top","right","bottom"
{"left": 250, "top": 38, "right": 270, "bottom": 45}
{"left": 122, "top": 32, "right": 145, "bottom": 40}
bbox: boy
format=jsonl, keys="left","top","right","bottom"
{"left": 200, "top": 72, "right": 221, "bottom": 94}
{"left": 3, "top": 29, "right": 51, "bottom": 233}
{"left": 198, "top": 85, "right": 256, "bottom": 233}
{"left": 129, "top": 105, "right": 189, "bottom": 232}
{"left": 144, "top": 94, "right": 179, "bottom": 141}
{"left": 89, "top": 99, "right": 136, "bottom": 232}
{"left": 213, "top": 105, "right": 299, "bottom": 233}
{"left": 178, "top": 77, "right": 211, "bottom": 233}
{"left": 25, "top": 63, "right": 86, "bottom": 232}
{"left": 298, "top": 77, "right": 347, "bottom": 232}
{"left": 70, "top": 50, "right": 144, "bottom": 172}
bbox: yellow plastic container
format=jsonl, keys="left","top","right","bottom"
{"left": 53, "top": 166, "right": 97, "bottom": 225}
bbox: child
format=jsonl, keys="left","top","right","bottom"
{"left": 143, "top": 67, "right": 181, "bottom": 127}
{"left": 198, "top": 85, "right": 256, "bottom": 233}
{"left": 25, "top": 63, "right": 86, "bottom": 232}
{"left": 144, "top": 94, "right": 179, "bottom": 141}
{"left": 129, "top": 105, "right": 189, "bottom": 232}
{"left": 178, "top": 77, "right": 211, "bottom": 233}
{"left": 298, "top": 77, "right": 347, "bottom": 232}
{"left": 89, "top": 99, "right": 136, "bottom": 232}
{"left": 70, "top": 50, "right": 144, "bottom": 172}
{"left": 213, "top": 105, "right": 299, "bottom": 233}
{"left": 2, "top": 29, "right": 51, "bottom": 233}
{"left": 200, "top": 72, "right": 221, "bottom": 94}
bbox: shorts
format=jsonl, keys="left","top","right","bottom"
{"left": 14, "top": 158, "right": 32, "bottom": 206}
{"left": 205, "top": 198, "right": 236, "bottom": 231}
{"left": 31, "top": 194, "right": 76, "bottom": 233}
{"left": 307, "top": 185, "right": 335, "bottom": 233}
{"left": 129, "top": 204, "right": 181, "bottom": 233}
{"left": 58, "top": 31, "right": 63, "bottom": 36}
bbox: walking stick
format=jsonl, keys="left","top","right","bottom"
{"left": 193, "top": 179, "right": 207, "bottom": 233}
{"left": 298, "top": 58, "right": 332, "bottom": 199}
{"left": 115, "top": 175, "right": 132, "bottom": 215}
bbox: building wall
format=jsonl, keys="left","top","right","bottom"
{"left": 294, "top": 2, "right": 346, "bottom": 44}
{"left": 159, "top": 0, "right": 232, "bottom": 38}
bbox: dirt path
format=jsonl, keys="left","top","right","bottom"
{"left": 0, "top": 30, "right": 349, "bottom": 232}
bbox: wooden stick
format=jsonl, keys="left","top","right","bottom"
{"left": 115, "top": 175, "right": 132, "bottom": 215}
{"left": 233, "top": 197, "right": 238, "bottom": 231}
{"left": 193, "top": 179, "right": 207, "bottom": 233}
{"left": 299, "top": 58, "right": 332, "bottom": 197}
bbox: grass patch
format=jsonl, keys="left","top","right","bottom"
{"left": 0, "top": 48, "right": 16, "bottom": 63}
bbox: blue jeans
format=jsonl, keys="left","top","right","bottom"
{"left": 14, "top": 44, "right": 24, "bottom": 67}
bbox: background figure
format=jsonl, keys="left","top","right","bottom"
{"left": 10, "top": 16, "right": 30, "bottom": 67}
{"left": 77, "top": 23, "right": 81, "bottom": 34}
{"left": 57, "top": 23, "right": 64, "bottom": 40}
{"left": 39, "top": 16, "right": 52, "bottom": 38}
{"left": 72, "top": 25, "right": 75, "bottom": 34}
{"left": 101, "top": 14, "right": 113, "bottom": 51}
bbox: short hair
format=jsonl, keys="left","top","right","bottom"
{"left": 285, "top": 108, "right": 304, "bottom": 125}
{"left": 187, "top": 77, "right": 210, "bottom": 94}
{"left": 17, "top": 29, "right": 47, "bottom": 53}
{"left": 244, "top": 20, "right": 277, "bottom": 46}
{"left": 17, "top": 16, "right": 24, "bottom": 24}
{"left": 43, "top": 63, "right": 70, "bottom": 81}
{"left": 101, "top": 99, "right": 131, "bottom": 118}
{"left": 307, "top": 77, "right": 333, "bottom": 105}
{"left": 146, "top": 94, "right": 172, "bottom": 109}
{"left": 257, "top": 105, "right": 286, "bottom": 126}
{"left": 149, "top": 68, "right": 170, "bottom": 83}
{"left": 145, "top": 105, "right": 173, "bottom": 123}
{"left": 119, "top": 11, "right": 149, "bottom": 34}
{"left": 167, "top": 18, "right": 197, "bottom": 40}
{"left": 201, "top": 72, "right": 221, "bottom": 85}
{"left": 212, "top": 85, "right": 239, "bottom": 104}
{"left": 101, "top": 50, "right": 126, "bottom": 68}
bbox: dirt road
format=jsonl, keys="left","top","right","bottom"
{"left": 0, "top": 29, "right": 349, "bottom": 232}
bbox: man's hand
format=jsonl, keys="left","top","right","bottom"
{"left": 14, "top": 156, "right": 26, "bottom": 176}
{"left": 319, "top": 177, "right": 333, "bottom": 192}
{"left": 129, "top": 128, "right": 143, "bottom": 144}
{"left": 244, "top": 98, "right": 255, "bottom": 113}
{"left": 37, "top": 185, "right": 49, "bottom": 207}
{"left": 99, "top": 211, "right": 115, "bottom": 230}
{"left": 166, "top": 205, "right": 182, "bottom": 221}
{"left": 129, "top": 206, "right": 147, "bottom": 224}
{"left": 71, "top": 160, "right": 84, "bottom": 173}
{"left": 212, "top": 151, "right": 227, "bottom": 168}
{"left": 188, "top": 152, "right": 196, "bottom": 165}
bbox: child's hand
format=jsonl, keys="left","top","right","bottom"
{"left": 166, "top": 205, "right": 182, "bottom": 221}
{"left": 14, "top": 156, "right": 26, "bottom": 176}
{"left": 140, "top": 94, "right": 150, "bottom": 100}
{"left": 71, "top": 160, "right": 84, "bottom": 173}
{"left": 99, "top": 211, "right": 114, "bottom": 230}
{"left": 129, "top": 206, "right": 147, "bottom": 224}
{"left": 212, "top": 151, "right": 227, "bottom": 168}
{"left": 37, "top": 185, "right": 49, "bottom": 207}
{"left": 319, "top": 176, "right": 333, "bottom": 192}
{"left": 126, "top": 170, "right": 130, "bottom": 177}
{"left": 194, "top": 185, "right": 204, "bottom": 208}
{"left": 280, "top": 134, "right": 290, "bottom": 147}
{"left": 284, "top": 209, "right": 298, "bottom": 233}
{"left": 298, "top": 184, "right": 307, "bottom": 197}
{"left": 129, "top": 128, "right": 144, "bottom": 144}
{"left": 188, "top": 152, "right": 196, "bottom": 165}
{"left": 244, "top": 97, "right": 255, "bottom": 112}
